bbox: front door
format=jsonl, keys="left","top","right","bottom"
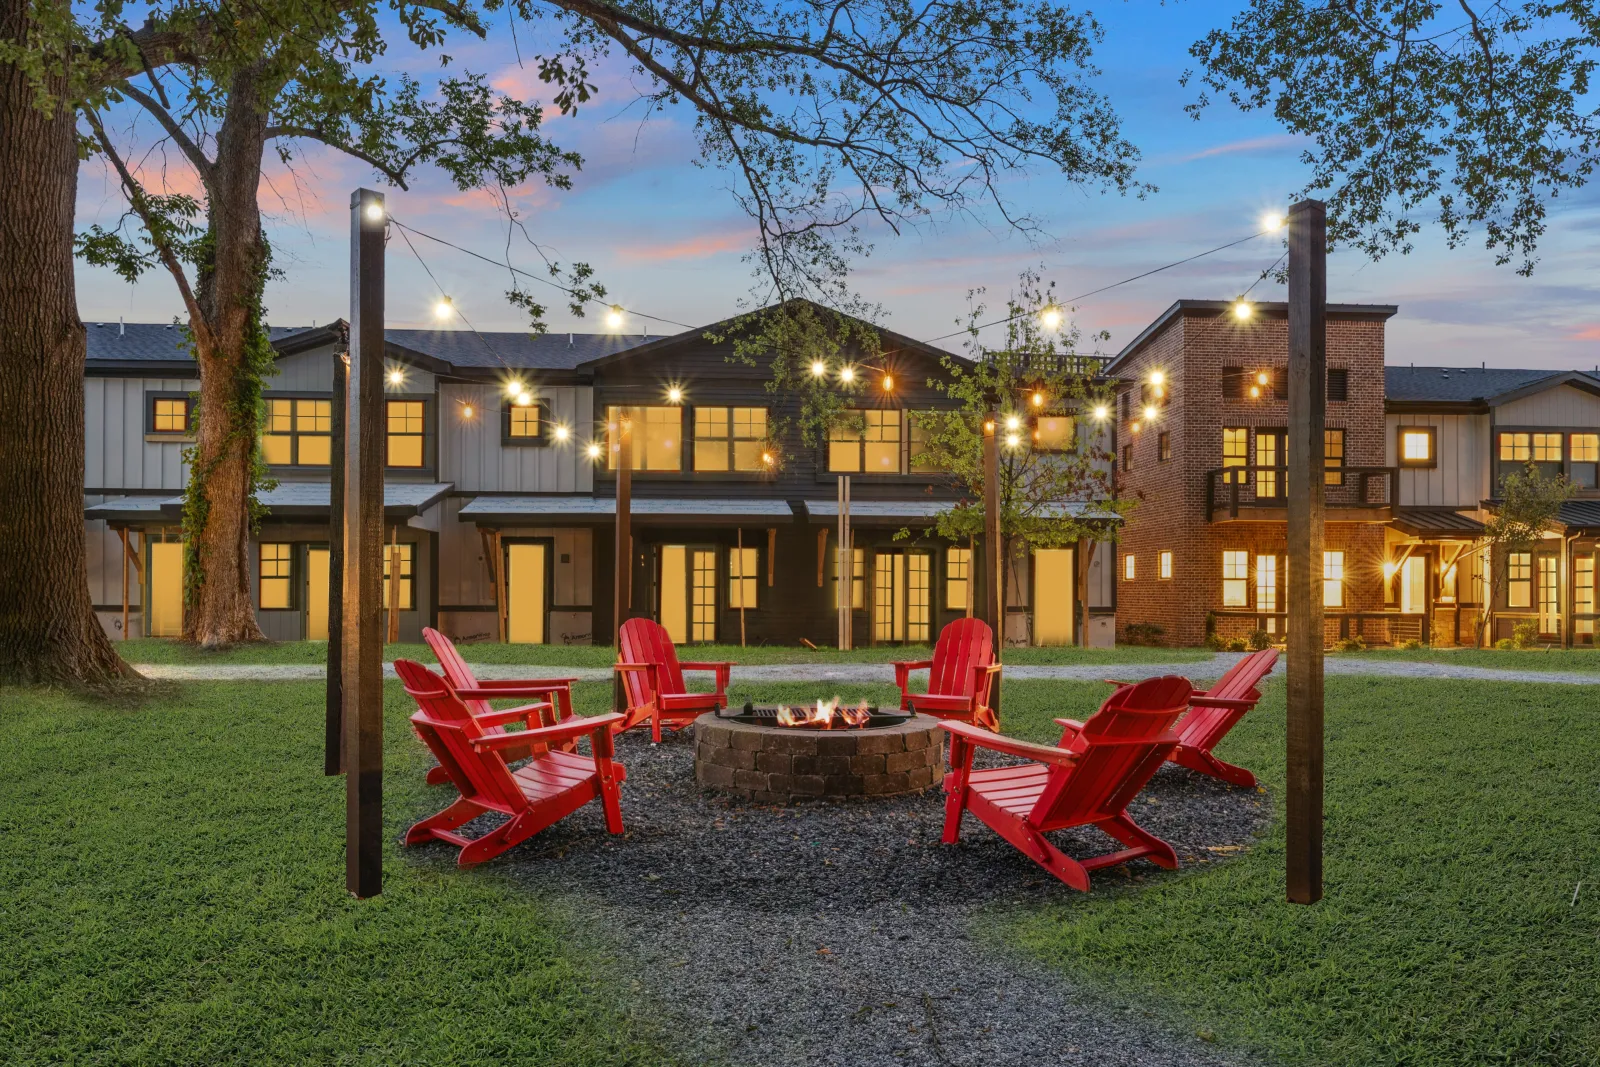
{"left": 147, "top": 540, "right": 185, "bottom": 637}
{"left": 1033, "top": 547, "right": 1076, "bottom": 645}
{"left": 1400, "top": 555, "right": 1426, "bottom": 615}
{"left": 507, "top": 542, "right": 549, "bottom": 644}
{"left": 306, "top": 547, "right": 330, "bottom": 640}
{"left": 658, "top": 544, "right": 717, "bottom": 644}
{"left": 872, "top": 550, "right": 930, "bottom": 643}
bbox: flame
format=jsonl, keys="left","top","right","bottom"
{"left": 774, "top": 697, "right": 873, "bottom": 729}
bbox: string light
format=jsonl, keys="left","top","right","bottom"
{"left": 1130, "top": 421, "right": 1141, "bottom": 433}
{"left": 605, "top": 306, "right": 624, "bottom": 330}
{"left": 1031, "top": 391, "right": 1044, "bottom": 407}
{"left": 554, "top": 425, "right": 570, "bottom": 442}
{"left": 1383, "top": 561, "right": 1398, "bottom": 578}
{"left": 811, "top": 360, "right": 827, "bottom": 378}
{"left": 1233, "top": 300, "right": 1253, "bottom": 321}
{"left": 1143, "top": 405, "right": 1157, "bottom": 421}
{"left": 586, "top": 442, "right": 602, "bottom": 459}
{"left": 516, "top": 390, "right": 533, "bottom": 407}
{"left": 762, "top": 451, "right": 774, "bottom": 466}
{"left": 364, "top": 202, "right": 384, "bottom": 221}
{"left": 983, "top": 420, "right": 995, "bottom": 434}
{"left": 462, "top": 403, "right": 475, "bottom": 419}
{"left": 1092, "top": 404, "right": 1109, "bottom": 420}
{"left": 504, "top": 379, "right": 524, "bottom": 397}
{"left": 1262, "top": 211, "right": 1285, "bottom": 232}
{"left": 1004, "top": 414, "right": 1021, "bottom": 431}
{"left": 434, "top": 297, "right": 453, "bottom": 320}
{"left": 1249, "top": 385, "right": 1262, "bottom": 399}
{"left": 667, "top": 386, "right": 683, "bottom": 403}
{"left": 1150, "top": 371, "right": 1164, "bottom": 386}
{"left": 1256, "top": 371, "right": 1270, "bottom": 386}
{"left": 882, "top": 374, "right": 893, "bottom": 391}
{"left": 839, "top": 366, "right": 855, "bottom": 384}
{"left": 387, "top": 368, "right": 405, "bottom": 386}
{"left": 1005, "top": 432, "right": 1021, "bottom": 448}
{"left": 1040, "top": 306, "right": 1063, "bottom": 330}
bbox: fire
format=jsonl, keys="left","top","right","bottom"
{"left": 774, "top": 697, "right": 872, "bottom": 729}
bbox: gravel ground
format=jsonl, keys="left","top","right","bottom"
{"left": 410, "top": 727, "right": 1270, "bottom": 1067}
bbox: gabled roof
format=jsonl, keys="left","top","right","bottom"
{"left": 1384, "top": 366, "right": 1600, "bottom": 408}
{"left": 85, "top": 321, "right": 333, "bottom": 369}
{"left": 384, "top": 329, "right": 651, "bottom": 372}
{"left": 1105, "top": 299, "right": 1399, "bottom": 375}
{"left": 1557, "top": 499, "right": 1600, "bottom": 535}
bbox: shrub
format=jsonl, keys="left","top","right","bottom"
{"left": 1336, "top": 636, "right": 1367, "bottom": 653}
{"left": 1247, "top": 628, "right": 1272, "bottom": 651}
{"left": 1512, "top": 621, "right": 1540, "bottom": 649}
{"left": 1226, "top": 637, "right": 1248, "bottom": 652}
{"left": 1495, "top": 637, "right": 1515, "bottom": 650}
{"left": 1123, "top": 622, "right": 1165, "bottom": 646}
{"left": 1400, "top": 639, "right": 1424, "bottom": 650}
{"left": 1203, "top": 633, "right": 1227, "bottom": 652}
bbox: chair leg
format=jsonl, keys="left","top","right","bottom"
{"left": 405, "top": 797, "right": 483, "bottom": 845}
{"left": 1095, "top": 813, "right": 1179, "bottom": 870}
{"left": 1171, "top": 746, "right": 1257, "bottom": 788}
{"left": 424, "top": 764, "right": 450, "bottom": 786}
{"left": 942, "top": 787, "right": 966, "bottom": 844}
{"left": 651, "top": 711, "right": 663, "bottom": 744}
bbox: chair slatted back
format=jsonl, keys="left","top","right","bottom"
{"left": 397, "top": 659, "right": 525, "bottom": 812}
{"left": 927, "top": 618, "right": 994, "bottom": 702}
{"left": 618, "top": 618, "right": 686, "bottom": 708}
{"left": 423, "top": 627, "right": 490, "bottom": 715}
{"left": 1178, "top": 649, "right": 1278, "bottom": 752}
{"left": 1030, "top": 675, "right": 1189, "bottom": 828}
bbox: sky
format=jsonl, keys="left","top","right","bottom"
{"left": 72, "top": 2, "right": 1600, "bottom": 371}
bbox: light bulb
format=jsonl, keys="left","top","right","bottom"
{"left": 505, "top": 380, "right": 523, "bottom": 397}
{"left": 1143, "top": 406, "right": 1156, "bottom": 421}
{"left": 667, "top": 386, "right": 683, "bottom": 403}
{"left": 1249, "top": 385, "right": 1261, "bottom": 399}
{"left": 839, "top": 366, "right": 855, "bottom": 383}
{"left": 1233, "top": 300, "right": 1253, "bottom": 321}
{"left": 364, "top": 202, "right": 384, "bottom": 221}
{"left": 811, "top": 360, "right": 826, "bottom": 377}
{"left": 882, "top": 375, "right": 893, "bottom": 391}
{"left": 1131, "top": 421, "right": 1141, "bottom": 433}
{"left": 1040, "top": 306, "right": 1063, "bottom": 330}
{"left": 1257, "top": 371, "right": 1270, "bottom": 386}
{"left": 1005, "top": 415, "right": 1021, "bottom": 431}
{"left": 605, "top": 306, "right": 624, "bottom": 330}
{"left": 1031, "top": 391, "right": 1044, "bottom": 407}
{"left": 462, "top": 403, "right": 474, "bottom": 419}
{"left": 516, "top": 391, "right": 532, "bottom": 407}
{"left": 1153, "top": 385, "right": 1164, "bottom": 399}
{"left": 1262, "top": 211, "right": 1285, "bottom": 232}
{"left": 586, "top": 442, "right": 602, "bottom": 459}
{"left": 1092, "top": 405, "right": 1108, "bottom": 420}
{"left": 1383, "top": 561, "right": 1398, "bottom": 578}
{"left": 983, "top": 420, "right": 995, "bottom": 434}
{"left": 1005, "top": 433, "right": 1020, "bottom": 448}
{"left": 1150, "top": 371, "right": 1164, "bottom": 386}
{"left": 387, "top": 368, "right": 404, "bottom": 386}
{"left": 434, "top": 298, "right": 452, "bottom": 320}
{"left": 762, "top": 452, "right": 774, "bottom": 466}
{"left": 554, "top": 425, "right": 569, "bottom": 442}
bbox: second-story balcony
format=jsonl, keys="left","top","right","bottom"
{"left": 1204, "top": 465, "right": 1399, "bottom": 523}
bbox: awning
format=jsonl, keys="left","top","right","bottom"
{"left": 459, "top": 494, "right": 797, "bottom": 525}
{"left": 1389, "top": 508, "right": 1485, "bottom": 539}
{"left": 85, "top": 482, "right": 452, "bottom": 524}
{"left": 802, "top": 498, "right": 1122, "bottom": 525}
{"left": 1557, "top": 500, "right": 1600, "bottom": 535}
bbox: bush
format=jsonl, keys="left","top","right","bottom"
{"left": 1495, "top": 637, "right": 1515, "bottom": 650}
{"left": 1204, "top": 633, "right": 1227, "bottom": 652}
{"left": 1123, "top": 622, "right": 1165, "bottom": 646}
{"left": 1336, "top": 636, "right": 1367, "bottom": 653}
{"left": 1247, "top": 629, "right": 1272, "bottom": 651}
{"left": 1400, "top": 639, "right": 1424, "bottom": 650}
{"left": 1512, "top": 621, "right": 1540, "bottom": 649}
{"left": 1226, "top": 637, "right": 1248, "bottom": 652}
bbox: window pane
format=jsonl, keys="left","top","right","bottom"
{"left": 153, "top": 398, "right": 187, "bottom": 432}
{"left": 1324, "top": 429, "right": 1344, "bottom": 485}
{"left": 1323, "top": 550, "right": 1344, "bottom": 607}
{"left": 946, "top": 547, "right": 970, "bottom": 610}
{"left": 1256, "top": 432, "right": 1279, "bottom": 497}
{"left": 1222, "top": 550, "right": 1248, "bottom": 606}
{"left": 388, "top": 401, "right": 423, "bottom": 434}
{"left": 296, "top": 399, "right": 330, "bottom": 433}
{"left": 509, "top": 404, "right": 540, "bottom": 438}
{"left": 1533, "top": 433, "right": 1562, "bottom": 462}
{"left": 261, "top": 434, "right": 292, "bottom": 465}
{"left": 732, "top": 407, "right": 765, "bottom": 439}
{"left": 1159, "top": 550, "right": 1172, "bottom": 579}
{"left": 728, "top": 547, "right": 758, "bottom": 608}
{"left": 1222, "top": 427, "right": 1248, "bottom": 482}
{"left": 267, "top": 399, "right": 293, "bottom": 433}
{"left": 695, "top": 439, "right": 730, "bottom": 471}
{"left": 1256, "top": 555, "right": 1278, "bottom": 612}
{"left": 1572, "top": 434, "right": 1599, "bottom": 462}
{"left": 1035, "top": 416, "right": 1073, "bottom": 450}
{"left": 388, "top": 435, "right": 422, "bottom": 468}
{"left": 1124, "top": 554, "right": 1136, "bottom": 581}
{"left": 297, "top": 435, "right": 331, "bottom": 466}
{"left": 1499, "top": 433, "right": 1530, "bottom": 461}
{"left": 831, "top": 546, "right": 864, "bottom": 608}
{"left": 1401, "top": 430, "right": 1430, "bottom": 461}
{"left": 732, "top": 441, "right": 764, "bottom": 471}
{"left": 1507, "top": 552, "right": 1532, "bottom": 608}
{"left": 259, "top": 543, "right": 291, "bottom": 609}
{"left": 863, "top": 410, "right": 901, "bottom": 473}
{"left": 384, "top": 544, "right": 414, "bottom": 611}
{"left": 828, "top": 418, "right": 863, "bottom": 472}
{"left": 643, "top": 406, "right": 681, "bottom": 470}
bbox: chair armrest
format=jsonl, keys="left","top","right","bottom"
{"left": 1053, "top": 718, "right": 1085, "bottom": 732}
{"left": 471, "top": 712, "right": 625, "bottom": 750}
{"left": 614, "top": 663, "right": 654, "bottom": 671}
{"left": 1102, "top": 678, "right": 1133, "bottom": 687}
{"left": 474, "top": 702, "right": 551, "bottom": 728}
{"left": 455, "top": 685, "right": 569, "bottom": 700}
{"left": 891, "top": 659, "right": 935, "bottom": 672}
{"left": 460, "top": 677, "right": 577, "bottom": 691}
{"left": 678, "top": 661, "right": 734, "bottom": 672}
{"left": 1188, "top": 696, "right": 1256, "bottom": 710}
{"left": 939, "top": 721, "right": 1079, "bottom": 767}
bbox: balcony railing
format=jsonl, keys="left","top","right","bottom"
{"left": 1203, "top": 465, "right": 1399, "bottom": 522}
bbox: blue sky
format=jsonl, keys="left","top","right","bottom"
{"left": 73, "top": 2, "right": 1600, "bottom": 370}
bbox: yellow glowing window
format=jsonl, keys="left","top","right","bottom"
{"left": 1572, "top": 434, "right": 1599, "bottom": 462}
{"left": 386, "top": 401, "right": 425, "bottom": 468}
{"left": 1222, "top": 550, "right": 1248, "bottom": 606}
{"left": 831, "top": 546, "right": 865, "bottom": 609}
{"left": 946, "top": 547, "right": 971, "bottom": 610}
{"left": 729, "top": 546, "right": 758, "bottom": 608}
{"left": 1222, "top": 427, "right": 1248, "bottom": 482}
{"left": 1034, "top": 415, "right": 1073, "bottom": 450}
{"left": 607, "top": 406, "right": 682, "bottom": 471}
{"left": 830, "top": 410, "right": 901, "bottom": 473}
{"left": 1256, "top": 554, "right": 1278, "bottom": 612}
{"left": 1159, "top": 550, "right": 1173, "bottom": 580}
{"left": 1400, "top": 429, "right": 1432, "bottom": 463}
{"left": 1507, "top": 551, "right": 1532, "bottom": 609}
{"left": 1323, "top": 551, "right": 1345, "bottom": 608}
{"left": 1576, "top": 555, "right": 1594, "bottom": 637}
{"left": 1124, "top": 553, "right": 1136, "bottom": 581}
{"left": 508, "top": 402, "right": 540, "bottom": 439}
{"left": 262, "top": 398, "right": 294, "bottom": 465}
{"left": 695, "top": 407, "right": 767, "bottom": 471}
{"left": 259, "top": 543, "right": 292, "bottom": 609}
{"left": 295, "top": 400, "right": 331, "bottom": 465}
{"left": 909, "top": 413, "right": 941, "bottom": 474}
{"left": 1499, "top": 432, "right": 1530, "bottom": 461}
{"left": 383, "top": 542, "right": 414, "bottom": 611}
{"left": 152, "top": 398, "right": 189, "bottom": 433}
{"left": 1533, "top": 433, "right": 1562, "bottom": 462}
{"left": 1325, "top": 428, "right": 1345, "bottom": 485}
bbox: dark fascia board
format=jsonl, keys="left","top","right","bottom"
{"left": 1486, "top": 370, "right": 1600, "bottom": 407}
{"left": 572, "top": 298, "right": 973, "bottom": 374}
{"left": 1104, "top": 299, "right": 1400, "bottom": 376}
{"left": 1385, "top": 399, "right": 1490, "bottom": 415}
{"left": 273, "top": 322, "right": 345, "bottom": 356}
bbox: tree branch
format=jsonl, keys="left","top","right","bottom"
{"left": 118, "top": 83, "right": 215, "bottom": 189}
{"left": 263, "top": 125, "right": 414, "bottom": 189}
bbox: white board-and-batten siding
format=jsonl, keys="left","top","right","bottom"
{"left": 1387, "top": 413, "right": 1488, "bottom": 508}
{"left": 85, "top": 377, "right": 195, "bottom": 491}
{"left": 437, "top": 383, "right": 593, "bottom": 493}
{"left": 1495, "top": 384, "right": 1600, "bottom": 426}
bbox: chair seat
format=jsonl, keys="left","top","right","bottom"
{"left": 511, "top": 749, "right": 628, "bottom": 802}
{"left": 909, "top": 693, "right": 978, "bottom": 714}
{"left": 967, "top": 763, "right": 1051, "bottom": 816}
{"left": 658, "top": 692, "right": 722, "bottom": 712}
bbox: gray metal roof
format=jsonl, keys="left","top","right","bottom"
{"left": 385, "top": 329, "right": 652, "bottom": 371}
{"left": 459, "top": 495, "right": 797, "bottom": 521}
{"left": 84, "top": 482, "right": 450, "bottom": 523}
{"left": 804, "top": 499, "right": 1119, "bottom": 523}
{"left": 1558, "top": 499, "right": 1600, "bottom": 533}
{"left": 1383, "top": 367, "right": 1600, "bottom": 405}
{"left": 1390, "top": 508, "right": 1486, "bottom": 537}
{"left": 84, "top": 322, "right": 321, "bottom": 364}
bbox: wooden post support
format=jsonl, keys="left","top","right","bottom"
{"left": 1285, "top": 198, "right": 1327, "bottom": 906}
{"left": 326, "top": 354, "right": 347, "bottom": 776}
{"left": 612, "top": 412, "right": 632, "bottom": 713}
{"left": 343, "top": 188, "right": 386, "bottom": 899}
{"left": 982, "top": 413, "right": 1003, "bottom": 717}
{"left": 767, "top": 527, "right": 777, "bottom": 587}
{"left": 118, "top": 527, "right": 130, "bottom": 640}
{"left": 386, "top": 525, "right": 400, "bottom": 644}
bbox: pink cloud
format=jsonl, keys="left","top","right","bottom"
{"left": 617, "top": 232, "right": 748, "bottom": 262}
{"left": 1570, "top": 324, "right": 1600, "bottom": 341}
{"left": 1179, "top": 134, "right": 1304, "bottom": 162}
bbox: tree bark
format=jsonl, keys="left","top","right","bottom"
{"left": 0, "top": 0, "right": 138, "bottom": 686}
{"left": 182, "top": 63, "right": 275, "bottom": 647}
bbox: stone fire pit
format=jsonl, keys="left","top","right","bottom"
{"left": 693, "top": 707, "right": 944, "bottom": 805}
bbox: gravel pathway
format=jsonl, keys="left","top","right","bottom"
{"left": 135, "top": 653, "right": 1600, "bottom": 686}
{"left": 409, "top": 727, "right": 1269, "bottom": 1067}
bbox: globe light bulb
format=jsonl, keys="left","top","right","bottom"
{"left": 762, "top": 452, "right": 774, "bottom": 466}
{"left": 605, "top": 306, "right": 624, "bottom": 330}
{"left": 364, "top": 202, "right": 384, "bottom": 221}
{"left": 1031, "top": 391, "right": 1044, "bottom": 407}
{"left": 387, "top": 368, "right": 404, "bottom": 386}
{"left": 462, "top": 403, "right": 474, "bottom": 419}
{"left": 667, "top": 386, "right": 683, "bottom": 403}
{"left": 839, "top": 366, "right": 855, "bottom": 383}
{"left": 1005, "top": 415, "right": 1021, "bottom": 432}
{"left": 1249, "top": 385, "right": 1262, "bottom": 399}
{"left": 1040, "top": 306, "right": 1063, "bottom": 330}
{"left": 1257, "top": 371, "right": 1270, "bottom": 386}
{"left": 554, "top": 425, "right": 569, "bottom": 441}
{"left": 1262, "top": 211, "right": 1285, "bottom": 232}
{"left": 882, "top": 375, "right": 893, "bottom": 391}
{"left": 434, "top": 298, "right": 453, "bottom": 320}
{"left": 1005, "top": 433, "right": 1021, "bottom": 448}
{"left": 516, "top": 391, "right": 532, "bottom": 407}
{"left": 1143, "top": 406, "right": 1157, "bottom": 421}
{"left": 1150, "top": 371, "right": 1164, "bottom": 386}
{"left": 811, "top": 360, "right": 826, "bottom": 377}
{"left": 505, "top": 380, "right": 523, "bottom": 397}
{"left": 586, "top": 442, "right": 602, "bottom": 459}
{"left": 1233, "top": 300, "right": 1253, "bottom": 321}
{"left": 1092, "top": 405, "right": 1108, "bottom": 420}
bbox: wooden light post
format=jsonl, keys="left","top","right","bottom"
{"left": 343, "top": 189, "right": 387, "bottom": 898}
{"left": 982, "top": 413, "right": 1003, "bottom": 717}
{"left": 836, "top": 474, "right": 852, "bottom": 650}
{"left": 325, "top": 354, "right": 347, "bottom": 776}
{"left": 613, "top": 407, "right": 632, "bottom": 646}
{"left": 1285, "top": 198, "right": 1327, "bottom": 905}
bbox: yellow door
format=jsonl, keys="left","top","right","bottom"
{"left": 1400, "top": 556, "right": 1426, "bottom": 615}
{"left": 148, "top": 541, "right": 185, "bottom": 637}
{"left": 659, "top": 545, "right": 688, "bottom": 644}
{"left": 507, "top": 543, "right": 548, "bottom": 644}
{"left": 1033, "top": 548, "right": 1076, "bottom": 646}
{"left": 306, "top": 548, "right": 330, "bottom": 640}
{"left": 872, "top": 552, "right": 930, "bottom": 643}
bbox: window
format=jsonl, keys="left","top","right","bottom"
{"left": 262, "top": 398, "right": 333, "bottom": 465}
{"left": 385, "top": 400, "right": 425, "bottom": 468}
{"left": 1123, "top": 553, "right": 1136, "bottom": 581}
{"left": 1327, "top": 368, "right": 1349, "bottom": 402}
{"left": 1533, "top": 433, "right": 1564, "bottom": 478}
{"left": 946, "top": 547, "right": 971, "bottom": 610}
{"left": 607, "top": 406, "right": 683, "bottom": 471}
{"left": 1256, "top": 554, "right": 1278, "bottom": 613}
{"left": 1034, "top": 414, "right": 1074, "bottom": 451}
{"left": 692, "top": 550, "right": 717, "bottom": 641}
{"left": 1158, "top": 431, "right": 1171, "bottom": 462}
{"left": 1256, "top": 430, "right": 1283, "bottom": 498}
{"left": 1441, "top": 558, "right": 1459, "bottom": 602}
{"left": 1325, "top": 428, "right": 1345, "bottom": 486}
{"left": 695, "top": 407, "right": 768, "bottom": 471}
{"left": 831, "top": 546, "right": 865, "bottom": 609}
{"left": 909, "top": 413, "right": 942, "bottom": 474}
{"left": 1226, "top": 367, "right": 1282, "bottom": 400}
{"left": 1539, "top": 556, "right": 1558, "bottom": 634}
{"left": 1572, "top": 433, "right": 1599, "bottom": 489}
{"left": 383, "top": 542, "right": 414, "bottom": 610}
{"left": 728, "top": 546, "right": 758, "bottom": 608}
{"left": 1577, "top": 554, "right": 1595, "bottom": 639}
{"left": 829, "top": 410, "right": 901, "bottom": 473}
{"left": 1499, "top": 432, "right": 1530, "bottom": 462}
{"left": 259, "top": 543, "right": 292, "bottom": 609}
{"left": 149, "top": 396, "right": 191, "bottom": 435}
{"left": 1222, "top": 551, "right": 1249, "bottom": 606}
{"left": 1222, "top": 427, "right": 1248, "bottom": 482}
{"left": 1398, "top": 427, "right": 1435, "bottom": 468}
{"left": 503, "top": 397, "right": 548, "bottom": 444}
{"left": 1323, "top": 550, "right": 1345, "bottom": 608}
{"left": 1159, "top": 550, "right": 1172, "bottom": 580}
{"left": 1122, "top": 443, "right": 1134, "bottom": 472}
{"left": 1507, "top": 551, "right": 1532, "bottom": 609}
{"left": 1221, "top": 367, "right": 1245, "bottom": 400}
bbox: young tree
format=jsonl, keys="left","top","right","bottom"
{"left": 1474, "top": 464, "right": 1576, "bottom": 647}
{"left": 909, "top": 273, "right": 1130, "bottom": 641}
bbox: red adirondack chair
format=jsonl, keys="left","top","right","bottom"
{"left": 892, "top": 618, "right": 1002, "bottom": 731}
{"left": 397, "top": 660, "right": 625, "bottom": 867}
{"left": 614, "top": 617, "right": 734, "bottom": 742}
{"left": 941, "top": 675, "right": 1190, "bottom": 891}
{"left": 1068, "top": 648, "right": 1279, "bottom": 788}
{"left": 420, "top": 626, "right": 580, "bottom": 786}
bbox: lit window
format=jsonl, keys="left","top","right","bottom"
{"left": 1440, "top": 560, "right": 1457, "bottom": 603}
{"left": 1222, "top": 427, "right": 1248, "bottom": 483}
{"left": 262, "top": 399, "right": 293, "bottom": 465}
{"left": 507, "top": 400, "right": 541, "bottom": 440}
{"left": 259, "top": 543, "right": 291, "bottom": 609}
{"left": 728, "top": 546, "right": 758, "bottom": 608}
{"left": 1158, "top": 431, "right": 1171, "bottom": 462}
{"left": 1533, "top": 433, "right": 1563, "bottom": 463}
{"left": 829, "top": 410, "right": 902, "bottom": 473}
{"left": 383, "top": 542, "right": 414, "bottom": 610}
{"left": 1124, "top": 553, "right": 1136, "bottom": 581}
{"left": 1256, "top": 554, "right": 1278, "bottom": 612}
{"left": 151, "top": 397, "right": 189, "bottom": 434}
{"left": 1222, "top": 550, "right": 1248, "bottom": 606}
{"left": 695, "top": 407, "right": 768, "bottom": 471}
{"left": 1159, "top": 550, "right": 1173, "bottom": 580}
{"left": 1507, "top": 551, "right": 1532, "bottom": 609}
{"left": 386, "top": 400, "right": 425, "bottom": 468}
{"left": 831, "top": 546, "right": 865, "bottom": 609}
{"left": 909, "top": 413, "right": 941, "bottom": 474}
{"left": 608, "top": 406, "right": 682, "bottom": 471}
{"left": 1399, "top": 428, "right": 1433, "bottom": 466}
{"left": 1573, "top": 434, "right": 1599, "bottom": 489}
{"left": 946, "top": 547, "right": 971, "bottom": 610}
{"left": 1576, "top": 555, "right": 1594, "bottom": 639}
{"left": 1499, "top": 432, "right": 1530, "bottom": 461}
{"left": 1256, "top": 431, "right": 1282, "bottom": 498}
{"left": 692, "top": 550, "right": 717, "bottom": 641}
{"left": 1323, "top": 551, "right": 1345, "bottom": 608}
{"left": 263, "top": 398, "right": 331, "bottom": 465}
{"left": 1324, "top": 429, "right": 1344, "bottom": 486}
{"left": 1034, "top": 415, "right": 1074, "bottom": 451}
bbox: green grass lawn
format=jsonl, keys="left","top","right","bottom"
{"left": 114, "top": 637, "right": 1210, "bottom": 668}
{"left": 1330, "top": 645, "right": 1600, "bottom": 672}
{"left": 1009, "top": 676, "right": 1600, "bottom": 1066}
{"left": 0, "top": 681, "right": 665, "bottom": 1067}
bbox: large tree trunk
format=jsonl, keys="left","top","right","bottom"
{"left": 182, "top": 64, "right": 275, "bottom": 647}
{"left": 0, "top": 0, "right": 138, "bottom": 685}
